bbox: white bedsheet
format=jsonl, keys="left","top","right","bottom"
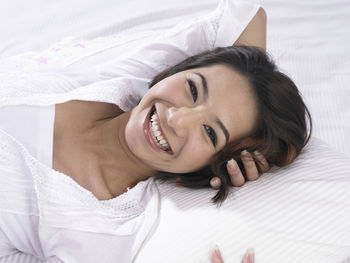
{"left": 1, "top": 0, "right": 349, "bottom": 262}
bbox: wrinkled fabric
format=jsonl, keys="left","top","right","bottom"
{"left": 0, "top": 0, "right": 260, "bottom": 261}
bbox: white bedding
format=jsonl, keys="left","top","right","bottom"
{"left": 0, "top": 0, "right": 349, "bottom": 262}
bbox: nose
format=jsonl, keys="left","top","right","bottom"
{"left": 167, "top": 106, "right": 206, "bottom": 138}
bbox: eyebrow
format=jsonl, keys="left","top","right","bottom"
{"left": 193, "top": 72, "right": 230, "bottom": 145}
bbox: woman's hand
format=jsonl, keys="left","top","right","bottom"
{"left": 211, "top": 246, "right": 255, "bottom": 263}
{"left": 210, "top": 150, "right": 269, "bottom": 189}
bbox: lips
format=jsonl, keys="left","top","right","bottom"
{"left": 143, "top": 105, "right": 174, "bottom": 155}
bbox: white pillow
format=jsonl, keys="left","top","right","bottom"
{"left": 136, "top": 137, "right": 350, "bottom": 263}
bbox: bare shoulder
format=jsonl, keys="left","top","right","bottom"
{"left": 55, "top": 100, "right": 124, "bottom": 132}
{"left": 233, "top": 7, "right": 267, "bottom": 50}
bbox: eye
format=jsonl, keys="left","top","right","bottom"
{"left": 204, "top": 125, "right": 217, "bottom": 147}
{"left": 188, "top": 79, "right": 198, "bottom": 102}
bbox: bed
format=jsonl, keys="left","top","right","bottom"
{"left": 0, "top": 0, "right": 349, "bottom": 262}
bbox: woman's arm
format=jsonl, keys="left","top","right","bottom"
{"left": 233, "top": 7, "right": 267, "bottom": 50}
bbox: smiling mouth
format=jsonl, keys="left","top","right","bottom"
{"left": 147, "top": 105, "right": 174, "bottom": 155}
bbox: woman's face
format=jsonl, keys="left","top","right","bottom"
{"left": 125, "top": 64, "right": 258, "bottom": 173}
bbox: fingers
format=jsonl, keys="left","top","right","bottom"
{"left": 210, "top": 177, "right": 222, "bottom": 189}
{"left": 211, "top": 246, "right": 224, "bottom": 263}
{"left": 210, "top": 246, "right": 255, "bottom": 263}
{"left": 242, "top": 248, "right": 255, "bottom": 263}
{"left": 227, "top": 158, "right": 245, "bottom": 187}
{"left": 210, "top": 150, "right": 270, "bottom": 189}
{"left": 253, "top": 150, "right": 269, "bottom": 173}
{"left": 241, "top": 150, "right": 259, "bottom": 181}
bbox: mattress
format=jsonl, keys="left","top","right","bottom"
{"left": 0, "top": 0, "right": 349, "bottom": 262}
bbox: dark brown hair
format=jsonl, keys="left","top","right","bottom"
{"left": 149, "top": 45, "right": 312, "bottom": 206}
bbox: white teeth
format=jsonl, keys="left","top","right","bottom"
{"left": 149, "top": 109, "right": 170, "bottom": 151}
{"left": 159, "top": 140, "right": 168, "bottom": 146}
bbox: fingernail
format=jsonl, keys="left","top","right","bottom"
{"left": 212, "top": 244, "right": 221, "bottom": 262}
{"left": 214, "top": 244, "right": 220, "bottom": 252}
{"left": 241, "top": 150, "right": 253, "bottom": 161}
{"left": 241, "top": 149, "right": 249, "bottom": 155}
{"left": 246, "top": 248, "right": 255, "bottom": 262}
{"left": 212, "top": 178, "right": 220, "bottom": 187}
{"left": 253, "top": 150, "right": 264, "bottom": 161}
{"left": 227, "top": 158, "right": 236, "bottom": 170}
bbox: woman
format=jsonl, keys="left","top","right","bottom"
{"left": 65, "top": 43, "right": 310, "bottom": 203}
{"left": 52, "top": 48, "right": 311, "bottom": 263}
{"left": 52, "top": 7, "right": 273, "bottom": 205}
{"left": 0, "top": 4, "right": 311, "bottom": 263}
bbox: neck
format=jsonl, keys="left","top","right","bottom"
{"left": 91, "top": 110, "right": 157, "bottom": 196}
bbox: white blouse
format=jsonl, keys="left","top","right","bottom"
{"left": 0, "top": 104, "right": 160, "bottom": 262}
{"left": 0, "top": 105, "right": 55, "bottom": 168}
{"left": 0, "top": 0, "right": 261, "bottom": 262}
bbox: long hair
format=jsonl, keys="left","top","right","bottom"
{"left": 149, "top": 46, "right": 312, "bottom": 206}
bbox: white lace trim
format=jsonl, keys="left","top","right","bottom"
{"left": 201, "top": 1, "right": 224, "bottom": 49}
{"left": 0, "top": 127, "right": 159, "bottom": 234}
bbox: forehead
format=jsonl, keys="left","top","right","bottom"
{"left": 189, "top": 64, "right": 248, "bottom": 87}
{"left": 186, "top": 65, "right": 258, "bottom": 143}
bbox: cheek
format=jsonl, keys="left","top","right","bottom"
{"left": 180, "top": 140, "right": 213, "bottom": 169}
